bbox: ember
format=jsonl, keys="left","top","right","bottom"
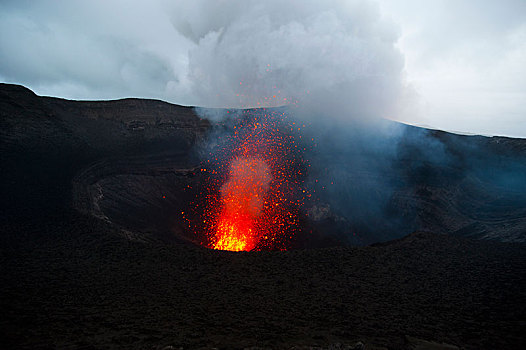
{"left": 189, "top": 110, "right": 310, "bottom": 251}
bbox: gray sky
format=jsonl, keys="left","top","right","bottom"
{"left": 1, "top": 0, "right": 525, "bottom": 137}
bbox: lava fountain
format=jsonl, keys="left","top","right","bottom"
{"left": 213, "top": 156, "right": 271, "bottom": 251}
{"left": 189, "top": 109, "right": 310, "bottom": 251}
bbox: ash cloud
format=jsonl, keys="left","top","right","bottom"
{"left": 1, "top": 0, "right": 525, "bottom": 136}
{"left": 1, "top": 0, "right": 411, "bottom": 123}
{"left": 173, "top": 0, "right": 409, "bottom": 122}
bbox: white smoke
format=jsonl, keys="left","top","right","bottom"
{"left": 2, "top": 0, "right": 525, "bottom": 135}
{"left": 169, "top": 0, "right": 409, "bottom": 121}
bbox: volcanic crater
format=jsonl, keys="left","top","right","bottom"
{"left": 1, "top": 83, "right": 525, "bottom": 349}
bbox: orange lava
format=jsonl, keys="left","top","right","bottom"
{"left": 188, "top": 110, "right": 310, "bottom": 252}
{"left": 212, "top": 157, "right": 271, "bottom": 251}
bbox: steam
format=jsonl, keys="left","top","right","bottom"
{"left": 173, "top": 0, "right": 408, "bottom": 122}
{"left": 2, "top": 0, "right": 525, "bottom": 135}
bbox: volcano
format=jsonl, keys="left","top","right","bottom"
{"left": 1, "top": 84, "right": 525, "bottom": 349}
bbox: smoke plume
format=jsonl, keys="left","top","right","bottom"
{"left": 180, "top": 1, "right": 414, "bottom": 247}
{"left": 172, "top": 0, "right": 408, "bottom": 122}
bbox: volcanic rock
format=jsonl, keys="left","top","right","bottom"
{"left": 3, "top": 83, "right": 526, "bottom": 245}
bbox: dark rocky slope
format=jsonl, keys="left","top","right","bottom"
{"left": 1, "top": 83, "right": 525, "bottom": 245}
{"left": 1, "top": 83, "right": 208, "bottom": 242}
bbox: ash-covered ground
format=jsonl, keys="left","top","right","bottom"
{"left": 1, "top": 84, "right": 525, "bottom": 349}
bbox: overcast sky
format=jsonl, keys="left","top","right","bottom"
{"left": 1, "top": 0, "right": 525, "bottom": 137}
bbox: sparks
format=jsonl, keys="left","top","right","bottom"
{"left": 189, "top": 109, "right": 311, "bottom": 251}
{"left": 212, "top": 156, "right": 271, "bottom": 251}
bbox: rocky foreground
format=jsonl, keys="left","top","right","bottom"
{"left": 1, "top": 210, "right": 525, "bottom": 349}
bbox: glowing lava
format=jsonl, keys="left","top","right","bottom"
{"left": 213, "top": 156, "right": 271, "bottom": 251}
{"left": 188, "top": 109, "right": 311, "bottom": 252}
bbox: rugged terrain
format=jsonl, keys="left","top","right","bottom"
{"left": 3, "top": 83, "right": 525, "bottom": 245}
{"left": 1, "top": 84, "right": 525, "bottom": 349}
{"left": 2, "top": 211, "right": 524, "bottom": 349}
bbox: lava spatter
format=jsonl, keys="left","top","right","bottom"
{"left": 190, "top": 109, "right": 310, "bottom": 251}
{"left": 213, "top": 156, "right": 271, "bottom": 251}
